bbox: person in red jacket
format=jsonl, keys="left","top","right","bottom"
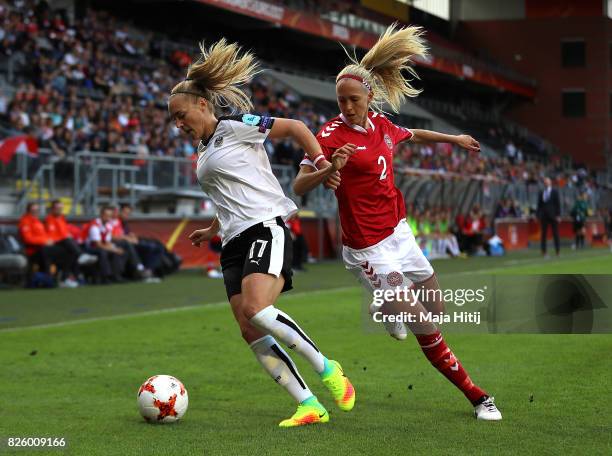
{"left": 45, "top": 200, "right": 71, "bottom": 243}
{"left": 45, "top": 200, "right": 97, "bottom": 275}
{"left": 18, "top": 202, "right": 78, "bottom": 287}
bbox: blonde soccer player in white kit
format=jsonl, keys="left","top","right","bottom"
{"left": 167, "top": 39, "right": 355, "bottom": 427}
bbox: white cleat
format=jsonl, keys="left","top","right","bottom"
{"left": 78, "top": 253, "right": 98, "bottom": 265}
{"left": 59, "top": 278, "right": 79, "bottom": 288}
{"left": 207, "top": 269, "right": 223, "bottom": 279}
{"left": 369, "top": 301, "right": 408, "bottom": 341}
{"left": 474, "top": 396, "right": 502, "bottom": 421}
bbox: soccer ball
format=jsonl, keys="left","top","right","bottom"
{"left": 137, "top": 375, "right": 189, "bottom": 423}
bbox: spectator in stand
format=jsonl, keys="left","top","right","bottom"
{"left": 274, "top": 138, "right": 299, "bottom": 169}
{"left": 406, "top": 208, "right": 419, "bottom": 236}
{"left": 286, "top": 214, "right": 309, "bottom": 271}
{"left": 509, "top": 199, "right": 522, "bottom": 218}
{"left": 0, "top": 1, "right": 600, "bottom": 204}
{"left": 45, "top": 199, "right": 97, "bottom": 275}
{"left": 109, "top": 205, "right": 148, "bottom": 279}
{"left": 407, "top": 207, "right": 464, "bottom": 259}
{"left": 536, "top": 177, "right": 561, "bottom": 258}
{"left": 494, "top": 198, "right": 511, "bottom": 220}
{"left": 462, "top": 205, "right": 487, "bottom": 255}
{"left": 505, "top": 140, "right": 517, "bottom": 164}
{"left": 83, "top": 205, "right": 126, "bottom": 283}
{"left": 408, "top": 209, "right": 428, "bottom": 255}
{"left": 433, "top": 209, "right": 463, "bottom": 258}
{"left": 112, "top": 203, "right": 163, "bottom": 279}
{"left": 18, "top": 202, "right": 79, "bottom": 287}
{"left": 418, "top": 209, "right": 434, "bottom": 258}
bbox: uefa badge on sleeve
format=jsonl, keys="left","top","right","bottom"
{"left": 242, "top": 113, "right": 261, "bottom": 126}
{"left": 214, "top": 136, "right": 223, "bottom": 147}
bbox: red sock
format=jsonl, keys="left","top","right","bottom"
{"left": 416, "top": 330, "right": 486, "bottom": 405}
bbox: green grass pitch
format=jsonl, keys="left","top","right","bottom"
{"left": 1, "top": 249, "right": 611, "bottom": 455}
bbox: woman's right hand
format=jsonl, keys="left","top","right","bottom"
{"left": 324, "top": 170, "right": 341, "bottom": 190}
{"left": 189, "top": 228, "right": 215, "bottom": 247}
{"left": 324, "top": 143, "right": 356, "bottom": 190}
{"left": 331, "top": 143, "right": 356, "bottom": 171}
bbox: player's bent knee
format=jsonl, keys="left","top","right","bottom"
{"left": 239, "top": 322, "right": 264, "bottom": 344}
{"left": 242, "top": 302, "right": 271, "bottom": 320}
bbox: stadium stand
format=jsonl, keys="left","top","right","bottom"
{"left": 0, "top": 0, "right": 609, "bottom": 287}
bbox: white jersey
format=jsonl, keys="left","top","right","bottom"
{"left": 85, "top": 218, "right": 113, "bottom": 247}
{"left": 196, "top": 114, "right": 298, "bottom": 245}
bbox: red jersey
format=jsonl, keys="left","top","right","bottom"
{"left": 82, "top": 218, "right": 113, "bottom": 247}
{"left": 463, "top": 215, "right": 486, "bottom": 235}
{"left": 303, "top": 112, "right": 412, "bottom": 249}
{"left": 45, "top": 214, "right": 70, "bottom": 242}
{"left": 286, "top": 216, "right": 303, "bottom": 236}
{"left": 111, "top": 218, "right": 125, "bottom": 237}
{"left": 19, "top": 213, "right": 51, "bottom": 255}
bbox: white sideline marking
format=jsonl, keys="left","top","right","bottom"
{"left": 0, "top": 287, "right": 357, "bottom": 333}
{"left": 2, "top": 250, "right": 607, "bottom": 333}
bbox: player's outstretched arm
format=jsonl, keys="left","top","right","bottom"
{"left": 294, "top": 165, "right": 337, "bottom": 196}
{"left": 293, "top": 144, "right": 355, "bottom": 196}
{"left": 410, "top": 129, "right": 480, "bottom": 152}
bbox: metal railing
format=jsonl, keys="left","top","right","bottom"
{"left": 394, "top": 168, "right": 608, "bottom": 221}
{"left": 6, "top": 147, "right": 315, "bottom": 217}
{"left": 6, "top": 146, "right": 609, "bottom": 221}
{"left": 72, "top": 151, "right": 196, "bottom": 215}
{"left": 11, "top": 149, "right": 56, "bottom": 214}
{"left": 14, "top": 161, "right": 56, "bottom": 214}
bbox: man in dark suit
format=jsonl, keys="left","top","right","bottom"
{"left": 537, "top": 177, "right": 561, "bottom": 257}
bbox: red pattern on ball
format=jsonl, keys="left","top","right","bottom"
{"left": 154, "top": 394, "right": 178, "bottom": 420}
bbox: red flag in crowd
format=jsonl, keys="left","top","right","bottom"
{"left": 0, "top": 135, "right": 38, "bottom": 165}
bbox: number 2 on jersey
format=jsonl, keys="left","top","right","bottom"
{"left": 378, "top": 155, "right": 387, "bottom": 180}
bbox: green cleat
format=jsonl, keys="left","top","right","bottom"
{"left": 279, "top": 397, "right": 329, "bottom": 428}
{"left": 321, "top": 360, "right": 355, "bottom": 412}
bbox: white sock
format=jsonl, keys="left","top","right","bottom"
{"left": 447, "top": 236, "right": 461, "bottom": 256}
{"left": 250, "top": 306, "right": 325, "bottom": 373}
{"left": 434, "top": 239, "right": 443, "bottom": 256}
{"left": 250, "top": 335, "right": 313, "bottom": 403}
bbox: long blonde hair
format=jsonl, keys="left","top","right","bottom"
{"left": 170, "top": 39, "right": 261, "bottom": 112}
{"left": 337, "top": 23, "right": 428, "bottom": 113}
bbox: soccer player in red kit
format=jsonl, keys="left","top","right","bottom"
{"left": 294, "top": 24, "right": 502, "bottom": 420}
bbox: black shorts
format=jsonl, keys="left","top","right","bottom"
{"left": 220, "top": 217, "right": 293, "bottom": 299}
{"left": 573, "top": 220, "right": 585, "bottom": 232}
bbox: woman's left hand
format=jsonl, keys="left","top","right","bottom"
{"left": 455, "top": 135, "right": 480, "bottom": 153}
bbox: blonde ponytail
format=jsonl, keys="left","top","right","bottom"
{"left": 337, "top": 23, "right": 428, "bottom": 113}
{"left": 170, "top": 39, "right": 261, "bottom": 112}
